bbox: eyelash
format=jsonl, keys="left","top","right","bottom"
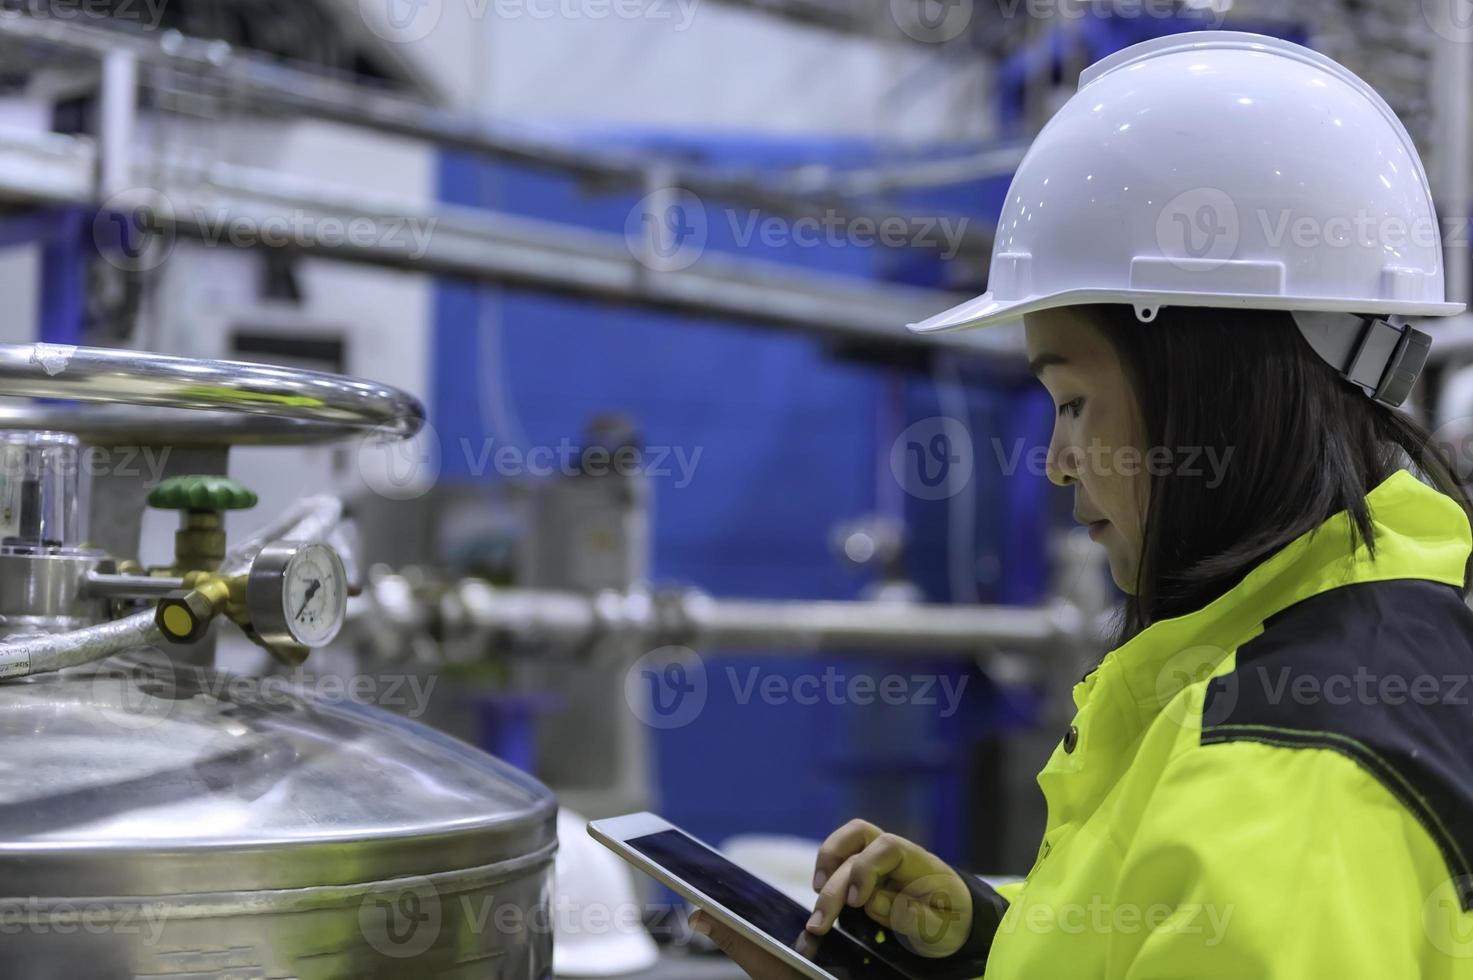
{"left": 1058, "top": 397, "right": 1085, "bottom": 419}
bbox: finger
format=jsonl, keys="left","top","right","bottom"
{"left": 864, "top": 885, "right": 898, "bottom": 925}
{"left": 844, "top": 833, "right": 910, "bottom": 910}
{"left": 814, "top": 819, "right": 882, "bottom": 891}
{"left": 886, "top": 883, "right": 972, "bottom": 956}
{"left": 809, "top": 858, "right": 857, "bottom": 934}
{"left": 690, "top": 910, "right": 804, "bottom": 980}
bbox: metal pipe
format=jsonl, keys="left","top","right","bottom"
{"left": 0, "top": 14, "right": 994, "bottom": 257}
{"left": 0, "top": 404, "right": 389, "bottom": 447}
{"left": 683, "top": 595, "right": 1071, "bottom": 653}
{"left": 218, "top": 495, "right": 345, "bottom": 578}
{"left": 98, "top": 47, "right": 137, "bottom": 200}
{"left": 444, "top": 582, "right": 1076, "bottom": 657}
{"left": 0, "top": 344, "right": 426, "bottom": 437}
{"left": 0, "top": 608, "right": 161, "bottom": 680}
{"left": 0, "top": 126, "right": 1018, "bottom": 358}
{"left": 153, "top": 160, "right": 1018, "bottom": 356}
{"left": 1435, "top": 20, "right": 1472, "bottom": 307}
{"left": 84, "top": 572, "right": 188, "bottom": 601}
{"left": 454, "top": 583, "right": 601, "bottom": 650}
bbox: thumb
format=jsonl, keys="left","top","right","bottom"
{"left": 689, "top": 910, "right": 802, "bottom": 979}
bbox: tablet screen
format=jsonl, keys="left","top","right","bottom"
{"left": 626, "top": 829, "right": 936, "bottom": 980}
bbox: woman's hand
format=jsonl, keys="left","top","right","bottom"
{"left": 695, "top": 819, "right": 976, "bottom": 978}
{"left": 807, "top": 819, "right": 974, "bottom": 958}
{"left": 689, "top": 909, "right": 813, "bottom": 979}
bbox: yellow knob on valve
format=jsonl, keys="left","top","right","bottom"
{"left": 154, "top": 578, "right": 234, "bottom": 646}
{"left": 160, "top": 604, "right": 194, "bottom": 639}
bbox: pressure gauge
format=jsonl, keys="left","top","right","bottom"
{"left": 246, "top": 541, "right": 349, "bottom": 650}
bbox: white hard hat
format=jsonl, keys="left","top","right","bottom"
{"left": 909, "top": 31, "right": 1466, "bottom": 407}
{"left": 552, "top": 809, "right": 660, "bottom": 977}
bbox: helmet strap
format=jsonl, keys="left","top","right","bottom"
{"left": 1290, "top": 310, "right": 1431, "bottom": 409}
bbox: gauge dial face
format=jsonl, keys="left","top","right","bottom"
{"left": 280, "top": 544, "right": 347, "bottom": 647}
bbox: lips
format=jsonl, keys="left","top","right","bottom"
{"left": 1086, "top": 520, "right": 1110, "bottom": 540}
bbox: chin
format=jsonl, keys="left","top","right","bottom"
{"left": 1106, "top": 557, "right": 1138, "bottom": 595}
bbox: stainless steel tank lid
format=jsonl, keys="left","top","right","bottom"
{"left": 0, "top": 650, "right": 558, "bottom": 896}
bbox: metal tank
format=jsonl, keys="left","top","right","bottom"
{"left": 0, "top": 345, "right": 558, "bottom": 978}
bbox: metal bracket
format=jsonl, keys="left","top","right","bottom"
{"left": 1291, "top": 311, "right": 1433, "bottom": 408}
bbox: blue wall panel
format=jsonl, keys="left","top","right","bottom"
{"left": 436, "top": 135, "right": 1051, "bottom": 858}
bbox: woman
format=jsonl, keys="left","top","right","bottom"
{"left": 693, "top": 32, "right": 1473, "bottom": 978}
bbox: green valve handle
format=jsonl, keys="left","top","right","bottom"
{"left": 148, "top": 475, "right": 258, "bottom": 513}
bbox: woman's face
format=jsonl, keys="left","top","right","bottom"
{"left": 1024, "top": 307, "right": 1148, "bottom": 593}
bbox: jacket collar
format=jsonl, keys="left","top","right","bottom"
{"left": 1076, "top": 469, "right": 1472, "bottom": 722}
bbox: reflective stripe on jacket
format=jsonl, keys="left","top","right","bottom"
{"left": 935, "top": 468, "right": 1473, "bottom": 978}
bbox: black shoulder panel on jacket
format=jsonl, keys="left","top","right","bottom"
{"left": 1200, "top": 578, "right": 1473, "bottom": 909}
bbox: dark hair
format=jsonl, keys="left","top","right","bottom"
{"left": 1079, "top": 303, "right": 1473, "bottom": 646}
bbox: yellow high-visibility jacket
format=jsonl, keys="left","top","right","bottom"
{"left": 934, "top": 469, "right": 1473, "bottom": 978}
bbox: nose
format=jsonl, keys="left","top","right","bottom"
{"left": 1046, "top": 425, "right": 1080, "bottom": 488}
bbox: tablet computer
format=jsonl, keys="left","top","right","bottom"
{"left": 588, "top": 811, "right": 939, "bottom": 980}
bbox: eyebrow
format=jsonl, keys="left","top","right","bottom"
{"left": 1027, "top": 352, "right": 1069, "bottom": 377}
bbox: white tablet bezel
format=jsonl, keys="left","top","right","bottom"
{"left": 588, "top": 811, "right": 841, "bottom": 980}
